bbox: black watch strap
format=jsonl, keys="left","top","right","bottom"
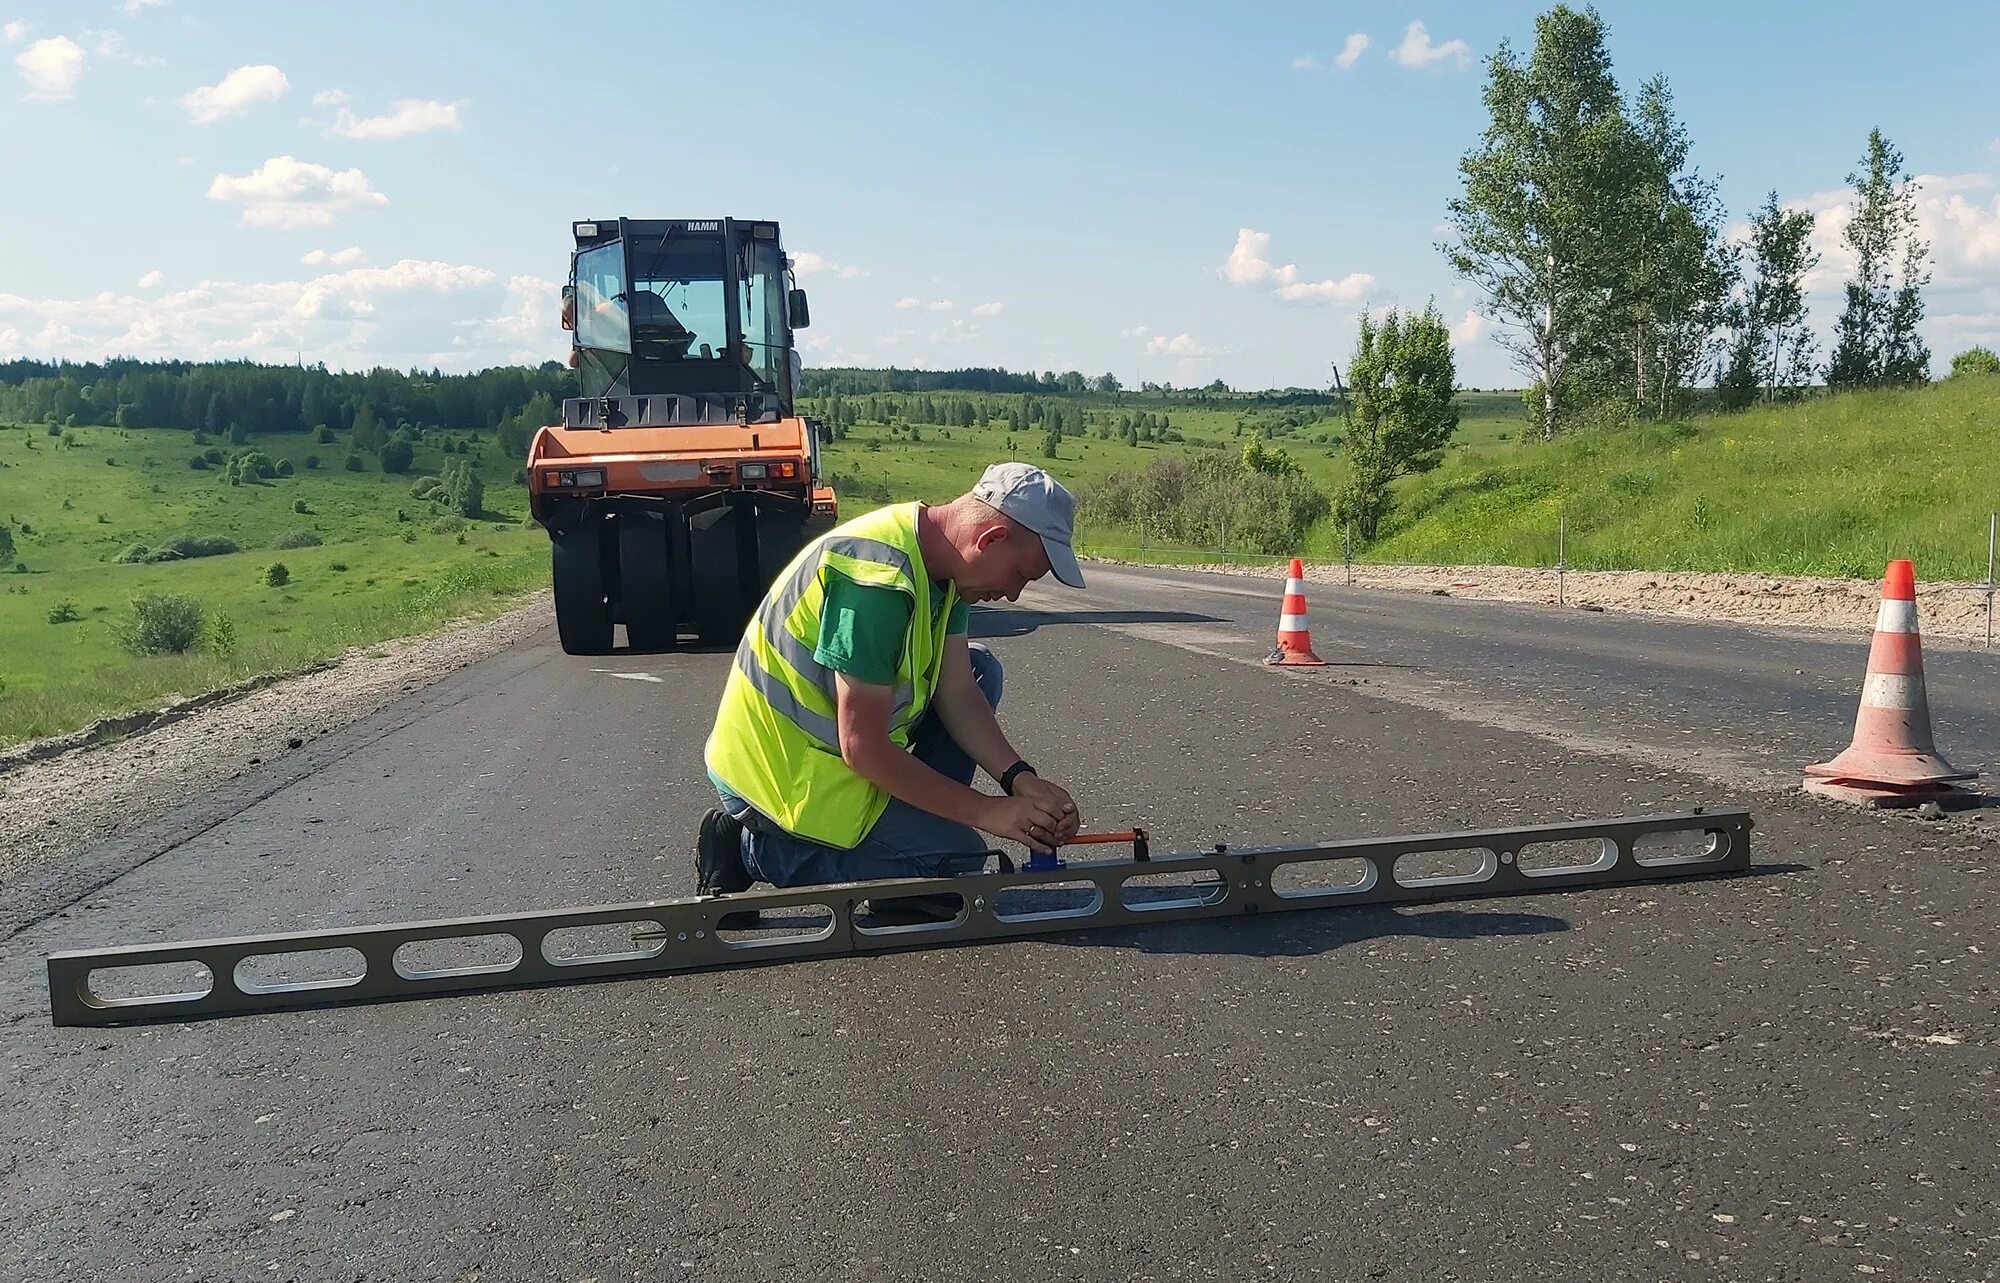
{"left": 999, "top": 760, "right": 1036, "bottom": 795}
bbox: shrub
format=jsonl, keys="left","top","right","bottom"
{"left": 314, "top": 425, "right": 336, "bottom": 444}
{"left": 121, "top": 593, "right": 205, "bottom": 654}
{"left": 400, "top": 529, "right": 418, "bottom": 543}
{"left": 204, "top": 447, "right": 225, "bottom": 464}
{"left": 272, "top": 529, "right": 323, "bottom": 549}
{"left": 431, "top": 514, "right": 469, "bottom": 534}
{"left": 410, "top": 475, "right": 444, "bottom": 500}
{"left": 116, "top": 534, "right": 239, "bottom": 564}
{"left": 265, "top": 563, "right": 291, "bottom": 587}
{"left": 344, "top": 453, "right": 366, "bottom": 472}
{"left": 1950, "top": 346, "right": 2000, "bottom": 379}
{"left": 292, "top": 498, "right": 310, "bottom": 514}
{"left": 329, "top": 561, "right": 349, "bottom": 572}
{"left": 276, "top": 458, "right": 295, "bottom": 477}
{"left": 189, "top": 454, "right": 210, "bottom": 469}
{"left": 208, "top": 613, "right": 237, "bottom": 655}
{"left": 379, "top": 437, "right": 416, "bottom": 474}
{"left": 46, "top": 599, "right": 80, "bottom": 624}
{"left": 304, "top": 454, "right": 320, "bottom": 470}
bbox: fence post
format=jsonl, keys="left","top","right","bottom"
{"left": 1344, "top": 521, "right": 1354, "bottom": 586}
{"left": 1987, "top": 511, "right": 1996, "bottom": 649}
{"left": 1219, "top": 517, "right": 1229, "bottom": 567}
{"left": 1139, "top": 512, "right": 1146, "bottom": 558}
{"left": 1557, "top": 514, "right": 1567, "bottom": 606}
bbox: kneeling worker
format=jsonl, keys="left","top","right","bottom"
{"left": 699, "top": 462, "right": 1086, "bottom": 893}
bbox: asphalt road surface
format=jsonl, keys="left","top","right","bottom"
{"left": 3, "top": 564, "right": 1995, "bottom": 1282}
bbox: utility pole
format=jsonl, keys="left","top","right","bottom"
{"left": 1329, "top": 361, "right": 1351, "bottom": 424}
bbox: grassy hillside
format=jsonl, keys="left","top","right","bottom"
{"left": 1359, "top": 380, "right": 2000, "bottom": 579}
{"left": 0, "top": 422, "right": 544, "bottom": 748}
{"left": 819, "top": 381, "right": 2000, "bottom": 581}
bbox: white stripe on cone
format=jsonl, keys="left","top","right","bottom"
{"left": 1284, "top": 577, "right": 1307, "bottom": 594}
{"left": 1279, "top": 613, "right": 1310, "bottom": 631}
{"left": 1874, "top": 599, "right": 1918, "bottom": 634}
{"left": 1860, "top": 672, "right": 1922, "bottom": 710}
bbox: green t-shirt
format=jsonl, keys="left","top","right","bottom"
{"left": 813, "top": 570, "right": 969, "bottom": 685}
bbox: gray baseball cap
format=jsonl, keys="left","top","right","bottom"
{"left": 971, "top": 461, "right": 1086, "bottom": 589}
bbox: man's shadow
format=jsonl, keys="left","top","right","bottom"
{"left": 1030, "top": 901, "right": 1570, "bottom": 958}
{"left": 970, "top": 606, "right": 1225, "bottom": 639}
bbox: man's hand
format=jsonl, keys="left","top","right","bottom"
{"left": 977, "top": 793, "right": 1071, "bottom": 851}
{"left": 1011, "top": 774, "right": 1081, "bottom": 843}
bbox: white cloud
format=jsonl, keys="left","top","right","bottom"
{"left": 136, "top": 269, "right": 163, "bottom": 289}
{"left": 301, "top": 246, "right": 365, "bottom": 267}
{"left": 1222, "top": 227, "right": 1376, "bottom": 303}
{"left": 83, "top": 29, "right": 157, "bottom": 64}
{"left": 4, "top": 20, "right": 31, "bottom": 44}
{"left": 1275, "top": 275, "right": 1374, "bottom": 302}
{"left": 970, "top": 301, "right": 1005, "bottom": 317}
{"left": 16, "top": 35, "right": 84, "bottom": 101}
{"left": 894, "top": 297, "right": 920, "bottom": 309}
{"left": 119, "top": 0, "right": 166, "bottom": 13}
{"left": 1145, "top": 333, "right": 1214, "bottom": 357}
{"left": 0, "top": 258, "right": 508, "bottom": 369}
{"left": 1291, "top": 54, "right": 1319, "bottom": 72}
{"left": 326, "top": 98, "right": 461, "bottom": 140}
{"left": 925, "top": 299, "right": 954, "bottom": 312}
{"left": 458, "top": 274, "right": 561, "bottom": 363}
{"left": 790, "top": 251, "right": 868, "bottom": 279}
{"left": 312, "top": 87, "right": 348, "bottom": 107}
{"left": 1335, "top": 32, "right": 1370, "bottom": 70}
{"left": 182, "top": 65, "right": 288, "bottom": 123}
{"left": 1449, "top": 308, "right": 1489, "bottom": 347}
{"left": 1119, "top": 325, "right": 1149, "bottom": 338}
{"left": 1389, "top": 21, "right": 1472, "bottom": 70}
{"left": 207, "top": 155, "right": 388, "bottom": 228}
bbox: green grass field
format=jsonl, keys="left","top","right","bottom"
{"left": 0, "top": 422, "right": 546, "bottom": 749}
{"left": 817, "top": 382, "right": 2000, "bottom": 579}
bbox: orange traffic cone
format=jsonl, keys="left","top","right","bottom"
{"left": 1803, "top": 559, "right": 1978, "bottom": 807}
{"left": 1265, "top": 558, "right": 1326, "bottom": 666}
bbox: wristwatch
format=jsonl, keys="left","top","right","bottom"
{"left": 999, "top": 760, "right": 1037, "bottom": 795}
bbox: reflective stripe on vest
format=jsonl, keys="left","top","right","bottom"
{"left": 703, "top": 503, "right": 955, "bottom": 849}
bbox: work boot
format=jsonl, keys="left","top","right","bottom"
{"left": 695, "top": 809, "right": 752, "bottom": 896}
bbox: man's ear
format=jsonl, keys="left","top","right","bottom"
{"left": 972, "top": 522, "right": 1013, "bottom": 553}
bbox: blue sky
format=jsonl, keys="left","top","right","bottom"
{"left": 4, "top": 0, "right": 1999, "bottom": 390}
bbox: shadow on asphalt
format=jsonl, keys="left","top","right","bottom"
{"left": 1042, "top": 904, "right": 1570, "bottom": 958}
{"left": 970, "top": 606, "right": 1225, "bottom": 638}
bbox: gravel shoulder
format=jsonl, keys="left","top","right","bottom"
{"left": 1102, "top": 558, "right": 1999, "bottom": 645}
{"left": 0, "top": 592, "right": 552, "bottom": 890}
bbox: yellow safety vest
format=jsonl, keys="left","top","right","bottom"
{"left": 704, "top": 503, "right": 958, "bottom": 849}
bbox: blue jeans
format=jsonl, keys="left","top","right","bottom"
{"left": 719, "top": 642, "right": 1004, "bottom": 888}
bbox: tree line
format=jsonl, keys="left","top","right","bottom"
{"left": 1445, "top": 4, "right": 1937, "bottom": 440}
{"left": 0, "top": 358, "right": 572, "bottom": 456}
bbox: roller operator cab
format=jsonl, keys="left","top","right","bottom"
{"left": 528, "top": 218, "right": 837, "bottom": 654}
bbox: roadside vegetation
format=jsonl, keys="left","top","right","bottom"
{"left": 0, "top": 417, "right": 543, "bottom": 749}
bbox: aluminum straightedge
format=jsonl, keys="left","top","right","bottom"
{"left": 47, "top": 809, "right": 1750, "bottom": 1027}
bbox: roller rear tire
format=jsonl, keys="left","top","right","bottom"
{"left": 552, "top": 524, "right": 613, "bottom": 655}
{"left": 617, "top": 513, "right": 675, "bottom": 651}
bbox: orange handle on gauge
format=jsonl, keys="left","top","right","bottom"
{"left": 1060, "top": 828, "right": 1150, "bottom": 861}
